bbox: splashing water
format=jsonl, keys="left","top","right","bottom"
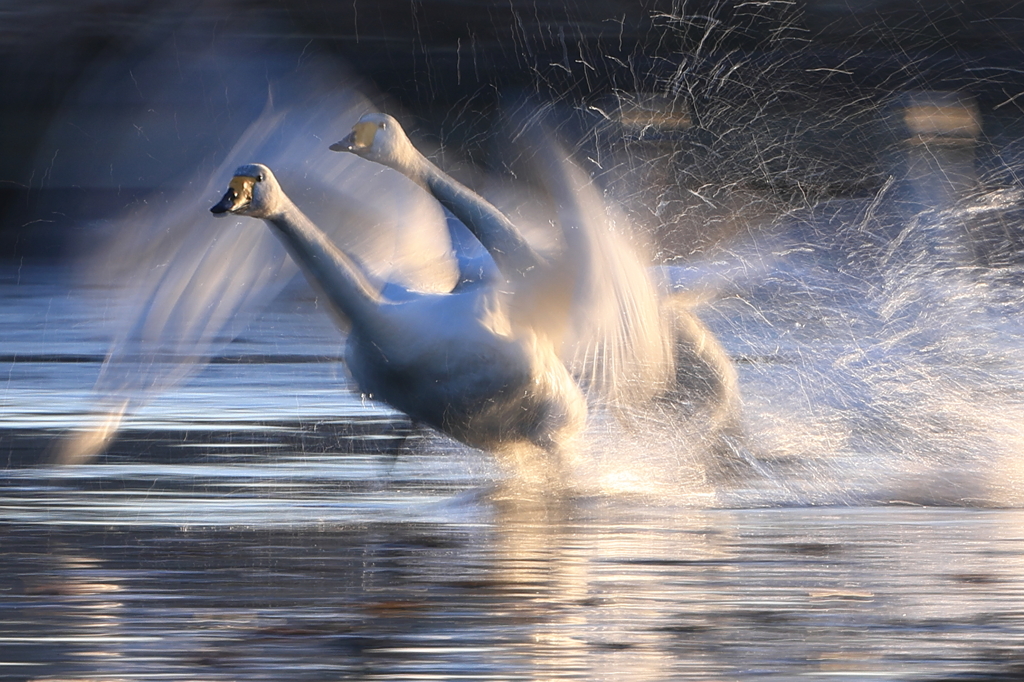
{"left": 39, "top": 8, "right": 1024, "bottom": 510}
{"left": 65, "top": 90, "right": 1024, "bottom": 507}
{"left": 684, "top": 188, "right": 1024, "bottom": 508}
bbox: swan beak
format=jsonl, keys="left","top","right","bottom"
{"left": 210, "top": 175, "right": 256, "bottom": 215}
{"left": 329, "top": 121, "right": 377, "bottom": 153}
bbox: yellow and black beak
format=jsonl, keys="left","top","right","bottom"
{"left": 210, "top": 175, "right": 257, "bottom": 215}
{"left": 329, "top": 121, "right": 378, "bottom": 153}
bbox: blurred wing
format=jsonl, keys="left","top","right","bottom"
{"left": 48, "top": 28, "right": 453, "bottom": 461}
{"left": 527, "top": 137, "right": 675, "bottom": 409}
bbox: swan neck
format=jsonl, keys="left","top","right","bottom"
{"left": 264, "top": 198, "right": 384, "bottom": 329}
{"left": 409, "top": 155, "right": 544, "bottom": 281}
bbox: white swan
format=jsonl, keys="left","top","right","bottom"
{"left": 331, "top": 113, "right": 740, "bottom": 436}
{"left": 210, "top": 163, "right": 586, "bottom": 459}
{"left": 330, "top": 113, "right": 628, "bottom": 399}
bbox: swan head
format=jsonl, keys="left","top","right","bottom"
{"left": 210, "top": 163, "right": 282, "bottom": 219}
{"left": 329, "top": 113, "right": 422, "bottom": 174}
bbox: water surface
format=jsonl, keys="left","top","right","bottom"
{"left": 4, "top": 262, "right": 1024, "bottom": 681}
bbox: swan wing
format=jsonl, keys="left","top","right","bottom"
{"left": 524, "top": 135, "right": 675, "bottom": 408}
{"left": 51, "top": 35, "right": 455, "bottom": 460}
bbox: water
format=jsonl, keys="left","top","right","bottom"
{"left": 5, "top": 483, "right": 1024, "bottom": 680}
{"left": 4, "top": 255, "right": 1024, "bottom": 680}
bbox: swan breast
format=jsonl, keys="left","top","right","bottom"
{"left": 345, "top": 291, "right": 585, "bottom": 450}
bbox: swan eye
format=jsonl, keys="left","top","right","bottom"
{"left": 380, "top": 121, "right": 387, "bottom": 130}
{"left": 256, "top": 173, "right": 264, "bottom": 181}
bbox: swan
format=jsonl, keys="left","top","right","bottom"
{"left": 210, "top": 163, "right": 586, "bottom": 462}
{"left": 331, "top": 113, "right": 740, "bottom": 435}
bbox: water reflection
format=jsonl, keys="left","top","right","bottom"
{"left": 4, "top": 491, "right": 1024, "bottom": 680}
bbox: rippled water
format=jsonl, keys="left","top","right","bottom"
{"left": 5, "top": 495, "right": 1024, "bottom": 680}
{"left": 4, "top": 262, "right": 1024, "bottom": 681}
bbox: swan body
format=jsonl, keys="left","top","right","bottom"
{"left": 211, "top": 163, "right": 585, "bottom": 454}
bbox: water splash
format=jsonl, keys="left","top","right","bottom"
{"left": 35, "top": 8, "right": 1024, "bottom": 511}
{"left": 688, "top": 188, "right": 1024, "bottom": 508}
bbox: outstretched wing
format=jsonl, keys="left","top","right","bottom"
{"left": 50, "top": 30, "right": 455, "bottom": 461}
{"left": 516, "top": 131, "right": 675, "bottom": 409}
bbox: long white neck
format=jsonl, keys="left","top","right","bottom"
{"left": 263, "top": 197, "right": 385, "bottom": 334}
{"left": 401, "top": 152, "right": 545, "bottom": 281}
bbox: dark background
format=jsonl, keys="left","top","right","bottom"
{"left": 3, "top": 0, "right": 1024, "bottom": 260}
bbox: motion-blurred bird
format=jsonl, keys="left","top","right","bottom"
{"left": 332, "top": 113, "right": 740, "bottom": 438}
{"left": 210, "top": 163, "right": 587, "bottom": 466}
